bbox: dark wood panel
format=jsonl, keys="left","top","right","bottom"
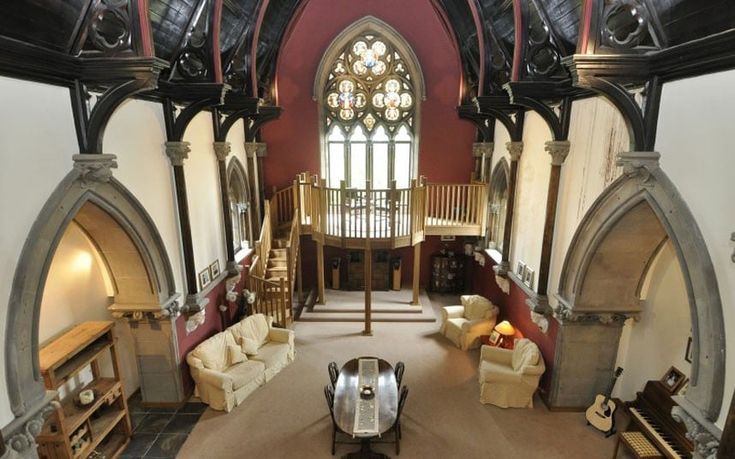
{"left": 0, "top": 0, "right": 90, "bottom": 53}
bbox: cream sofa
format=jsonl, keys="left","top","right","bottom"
{"left": 478, "top": 338, "right": 545, "bottom": 408}
{"left": 186, "top": 313, "right": 295, "bottom": 412}
{"left": 439, "top": 295, "right": 499, "bottom": 350}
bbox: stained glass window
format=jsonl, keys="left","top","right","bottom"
{"left": 322, "top": 31, "right": 418, "bottom": 188}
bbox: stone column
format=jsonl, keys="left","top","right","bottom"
{"left": 244, "top": 142, "right": 267, "bottom": 230}
{"left": 110, "top": 307, "right": 187, "bottom": 407}
{"left": 536, "top": 140, "right": 570, "bottom": 300}
{"left": 213, "top": 141, "right": 239, "bottom": 276}
{"left": 546, "top": 307, "right": 630, "bottom": 409}
{"left": 2, "top": 401, "right": 57, "bottom": 459}
{"left": 472, "top": 142, "right": 494, "bottom": 182}
{"left": 165, "top": 141, "right": 206, "bottom": 312}
{"left": 494, "top": 141, "right": 523, "bottom": 276}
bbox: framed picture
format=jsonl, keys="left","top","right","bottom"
{"left": 440, "top": 235, "right": 456, "bottom": 241}
{"left": 488, "top": 330, "right": 501, "bottom": 346}
{"left": 516, "top": 261, "right": 526, "bottom": 277}
{"left": 198, "top": 267, "right": 211, "bottom": 290}
{"left": 661, "top": 366, "right": 687, "bottom": 394}
{"left": 685, "top": 336, "right": 693, "bottom": 363}
{"left": 523, "top": 268, "right": 535, "bottom": 289}
{"left": 210, "top": 260, "right": 221, "bottom": 278}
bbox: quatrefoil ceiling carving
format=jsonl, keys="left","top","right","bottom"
{"left": 601, "top": 0, "right": 657, "bottom": 50}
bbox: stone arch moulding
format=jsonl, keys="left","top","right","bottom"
{"left": 556, "top": 151, "right": 725, "bottom": 423}
{"left": 5, "top": 154, "right": 180, "bottom": 425}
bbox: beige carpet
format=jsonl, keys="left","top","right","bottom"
{"left": 179, "top": 293, "right": 618, "bottom": 459}
{"left": 298, "top": 288, "right": 436, "bottom": 322}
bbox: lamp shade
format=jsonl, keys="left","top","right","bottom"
{"left": 494, "top": 320, "right": 515, "bottom": 336}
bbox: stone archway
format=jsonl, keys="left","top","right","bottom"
{"left": 4, "top": 155, "right": 183, "bottom": 454}
{"left": 551, "top": 151, "right": 724, "bottom": 454}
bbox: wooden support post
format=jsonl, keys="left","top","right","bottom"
{"left": 363, "top": 180, "right": 372, "bottom": 335}
{"left": 297, "top": 241, "right": 303, "bottom": 303}
{"left": 411, "top": 242, "right": 421, "bottom": 305}
{"left": 316, "top": 241, "right": 325, "bottom": 305}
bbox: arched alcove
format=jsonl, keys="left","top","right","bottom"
{"left": 554, "top": 151, "right": 725, "bottom": 423}
{"left": 6, "top": 157, "right": 181, "bottom": 420}
{"left": 487, "top": 158, "right": 510, "bottom": 253}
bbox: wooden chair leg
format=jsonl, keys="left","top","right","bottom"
{"left": 332, "top": 427, "right": 336, "bottom": 455}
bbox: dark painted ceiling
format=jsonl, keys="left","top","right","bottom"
{"left": 1, "top": 0, "right": 734, "bottom": 101}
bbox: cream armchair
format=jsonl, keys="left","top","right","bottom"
{"left": 478, "top": 338, "right": 545, "bottom": 408}
{"left": 439, "top": 295, "right": 499, "bottom": 350}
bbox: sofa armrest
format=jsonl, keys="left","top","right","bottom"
{"left": 522, "top": 363, "right": 546, "bottom": 377}
{"left": 441, "top": 306, "right": 465, "bottom": 321}
{"left": 481, "top": 369, "right": 523, "bottom": 384}
{"left": 480, "top": 345, "right": 513, "bottom": 365}
{"left": 269, "top": 327, "right": 294, "bottom": 346}
{"left": 197, "top": 368, "right": 233, "bottom": 391}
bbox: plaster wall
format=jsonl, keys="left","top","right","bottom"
{"left": 613, "top": 241, "right": 691, "bottom": 400}
{"left": 104, "top": 99, "right": 185, "bottom": 294}
{"left": 655, "top": 69, "right": 735, "bottom": 428}
{"left": 490, "top": 121, "right": 511, "bottom": 176}
{"left": 509, "top": 111, "right": 550, "bottom": 283}
{"left": 547, "top": 96, "right": 628, "bottom": 308}
{"left": 183, "top": 111, "right": 227, "bottom": 283}
{"left": 0, "top": 76, "right": 78, "bottom": 426}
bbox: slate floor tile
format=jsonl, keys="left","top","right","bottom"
{"left": 145, "top": 434, "right": 188, "bottom": 458}
{"left": 120, "top": 433, "right": 157, "bottom": 457}
{"left": 134, "top": 413, "right": 173, "bottom": 434}
{"left": 177, "top": 402, "right": 207, "bottom": 414}
{"left": 162, "top": 414, "right": 200, "bottom": 434}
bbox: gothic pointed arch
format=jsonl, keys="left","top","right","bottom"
{"left": 487, "top": 158, "right": 510, "bottom": 253}
{"left": 314, "top": 16, "right": 425, "bottom": 188}
{"left": 5, "top": 157, "right": 179, "bottom": 421}
{"left": 556, "top": 152, "right": 725, "bottom": 422}
{"left": 227, "top": 156, "right": 253, "bottom": 252}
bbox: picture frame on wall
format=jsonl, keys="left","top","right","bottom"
{"left": 440, "top": 235, "right": 456, "bottom": 241}
{"left": 198, "top": 267, "right": 211, "bottom": 290}
{"left": 210, "top": 260, "right": 221, "bottom": 279}
{"left": 660, "top": 366, "right": 687, "bottom": 394}
{"left": 516, "top": 261, "right": 526, "bottom": 277}
{"left": 524, "top": 268, "right": 535, "bottom": 289}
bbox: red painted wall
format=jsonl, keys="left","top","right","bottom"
{"left": 176, "top": 255, "right": 252, "bottom": 395}
{"left": 262, "top": 0, "right": 475, "bottom": 189}
{"left": 472, "top": 252, "right": 558, "bottom": 393}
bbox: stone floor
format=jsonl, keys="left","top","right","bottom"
{"left": 121, "top": 392, "right": 206, "bottom": 458}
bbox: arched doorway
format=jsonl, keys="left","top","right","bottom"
{"left": 551, "top": 151, "right": 724, "bottom": 435}
{"left": 5, "top": 155, "right": 183, "bottom": 434}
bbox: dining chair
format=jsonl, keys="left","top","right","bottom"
{"left": 324, "top": 384, "right": 353, "bottom": 455}
{"left": 392, "top": 385, "right": 409, "bottom": 454}
{"left": 327, "top": 361, "right": 339, "bottom": 390}
{"left": 394, "top": 361, "right": 405, "bottom": 389}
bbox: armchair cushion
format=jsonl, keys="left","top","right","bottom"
{"left": 240, "top": 337, "right": 260, "bottom": 356}
{"left": 227, "top": 345, "right": 246, "bottom": 366}
{"left": 461, "top": 295, "right": 495, "bottom": 320}
{"left": 512, "top": 339, "right": 540, "bottom": 371}
{"left": 478, "top": 338, "right": 545, "bottom": 408}
{"left": 190, "top": 331, "right": 238, "bottom": 372}
{"left": 228, "top": 313, "right": 272, "bottom": 348}
{"left": 225, "top": 360, "right": 266, "bottom": 390}
{"left": 440, "top": 296, "right": 499, "bottom": 351}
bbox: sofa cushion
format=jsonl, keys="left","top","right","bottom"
{"left": 250, "top": 342, "right": 290, "bottom": 370}
{"left": 228, "top": 314, "right": 271, "bottom": 348}
{"left": 228, "top": 345, "right": 246, "bottom": 366}
{"left": 460, "top": 295, "right": 493, "bottom": 320}
{"left": 512, "top": 339, "right": 540, "bottom": 371}
{"left": 191, "top": 332, "right": 238, "bottom": 372}
{"left": 240, "top": 337, "right": 260, "bottom": 356}
{"left": 224, "top": 360, "right": 265, "bottom": 390}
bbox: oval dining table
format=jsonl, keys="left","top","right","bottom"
{"left": 333, "top": 357, "right": 398, "bottom": 459}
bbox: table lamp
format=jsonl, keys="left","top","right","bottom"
{"left": 494, "top": 320, "right": 515, "bottom": 349}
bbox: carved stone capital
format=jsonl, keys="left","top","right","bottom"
{"left": 213, "top": 141, "right": 231, "bottom": 162}
{"left": 506, "top": 141, "right": 524, "bottom": 161}
{"left": 72, "top": 154, "right": 118, "bottom": 187}
{"left": 472, "top": 142, "right": 494, "bottom": 158}
{"left": 530, "top": 311, "right": 550, "bottom": 334}
{"left": 671, "top": 404, "right": 720, "bottom": 459}
{"left": 552, "top": 302, "right": 633, "bottom": 325}
{"left": 185, "top": 309, "right": 206, "bottom": 334}
{"left": 183, "top": 293, "right": 210, "bottom": 313}
{"left": 526, "top": 294, "right": 552, "bottom": 316}
{"left": 493, "top": 261, "right": 510, "bottom": 277}
{"left": 244, "top": 142, "right": 267, "bottom": 158}
{"left": 108, "top": 299, "right": 182, "bottom": 321}
{"left": 226, "top": 261, "right": 242, "bottom": 277}
{"left": 545, "top": 140, "right": 571, "bottom": 166}
{"left": 3, "top": 399, "right": 57, "bottom": 456}
{"left": 494, "top": 273, "right": 511, "bottom": 295}
{"left": 165, "top": 141, "right": 191, "bottom": 166}
{"left": 617, "top": 151, "right": 660, "bottom": 184}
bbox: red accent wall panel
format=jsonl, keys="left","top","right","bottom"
{"left": 261, "top": 0, "right": 476, "bottom": 190}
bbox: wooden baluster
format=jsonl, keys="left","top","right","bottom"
{"left": 340, "top": 181, "right": 347, "bottom": 242}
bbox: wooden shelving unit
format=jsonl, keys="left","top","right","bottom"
{"left": 37, "top": 321, "right": 132, "bottom": 459}
{"left": 430, "top": 252, "right": 465, "bottom": 293}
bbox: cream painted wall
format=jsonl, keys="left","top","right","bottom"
{"left": 613, "top": 242, "right": 692, "bottom": 401}
{"left": 39, "top": 222, "right": 140, "bottom": 399}
{"left": 548, "top": 97, "right": 628, "bottom": 307}
{"left": 184, "top": 112, "right": 227, "bottom": 285}
{"left": 655, "top": 69, "right": 735, "bottom": 428}
{"left": 490, "top": 120, "right": 511, "bottom": 176}
{"left": 509, "top": 111, "right": 550, "bottom": 285}
{"left": 104, "top": 99, "right": 186, "bottom": 295}
{"left": 0, "top": 76, "right": 79, "bottom": 426}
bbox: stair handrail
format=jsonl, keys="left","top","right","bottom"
{"left": 247, "top": 273, "right": 288, "bottom": 327}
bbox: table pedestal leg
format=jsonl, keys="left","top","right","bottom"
{"left": 341, "top": 438, "right": 390, "bottom": 459}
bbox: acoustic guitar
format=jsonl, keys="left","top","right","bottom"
{"left": 585, "top": 367, "right": 624, "bottom": 437}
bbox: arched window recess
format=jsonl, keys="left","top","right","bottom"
{"left": 227, "top": 158, "right": 253, "bottom": 256}
{"left": 486, "top": 159, "right": 510, "bottom": 257}
{"left": 315, "top": 17, "right": 425, "bottom": 189}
